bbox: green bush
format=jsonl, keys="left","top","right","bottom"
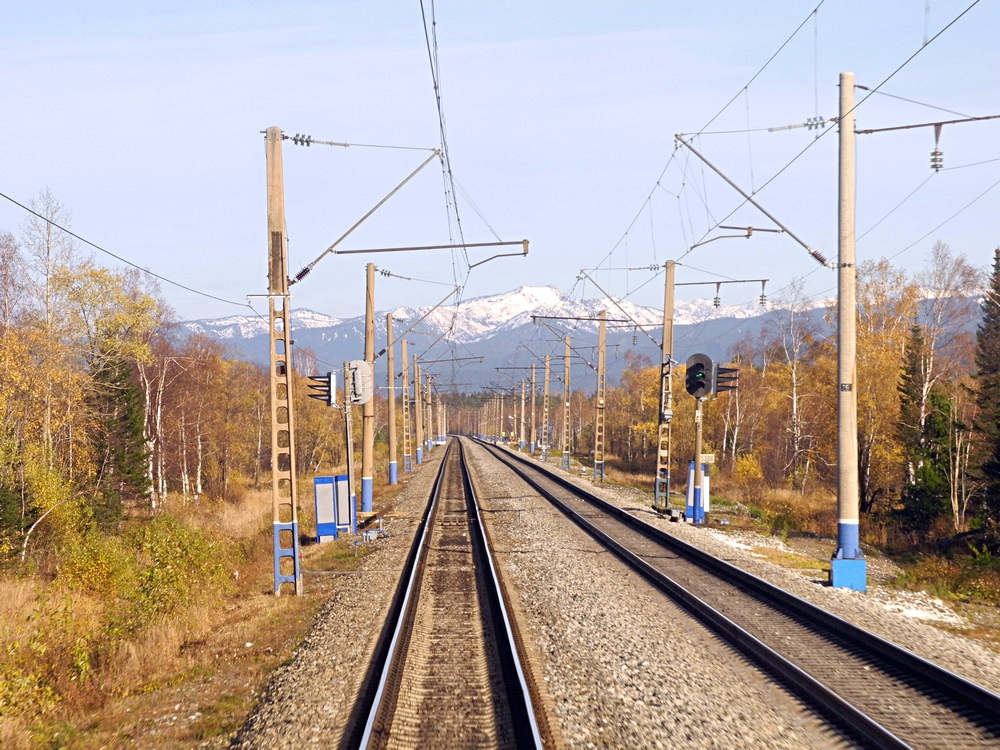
{"left": 894, "top": 552, "right": 1000, "bottom": 604}
{"left": 57, "top": 534, "right": 136, "bottom": 600}
{"left": 57, "top": 514, "right": 234, "bottom": 638}
{"left": 110, "top": 515, "right": 233, "bottom": 637}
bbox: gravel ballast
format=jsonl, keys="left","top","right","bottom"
{"left": 233, "top": 440, "right": 1000, "bottom": 749}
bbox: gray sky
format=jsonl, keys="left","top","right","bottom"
{"left": 2, "top": 1, "right": 998, "bottom": 322}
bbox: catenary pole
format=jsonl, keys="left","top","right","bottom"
{"left": 530, "top": 364, "right": 537, "bottom": 453}
{"left": 594, "top": 311, "right": 607, "bottom": 481}
{"left": 386, "top": 314, "right": 397, "bottom": 484}
{"left": 832, "top": 72, "right": 867, "bottom": 591}
{"left": 361, "top": 263, "right": 375, "bottom": 513}
{"left": 401, "top": 340, "right": 412, "bottom": 472}
{"left": 413, "top": 355, "right": 424, "bottom": 463}
{"left": 562, "top": 336, "right": 572, "bottom": 470}
{"left": 655, "top": 261, "right": 676, "bottom": 511}
{"left": 265, "top": 126, "right": 301, "bottom": 596}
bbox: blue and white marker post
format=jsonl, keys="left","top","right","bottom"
{"left": 414, "top": 355, "right": 424, "bottom": 465}
{"left": 688, "top": 396, "right": 707, "bottom": 525}
{"left": 686, "top": 460, "right": 710, "bottom": 524}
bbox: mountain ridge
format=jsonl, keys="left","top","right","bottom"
{"left": 177, "top": 285, "right": 975, "bottom": 390}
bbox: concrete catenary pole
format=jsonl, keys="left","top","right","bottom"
{"left": 401, "top": 340, "right": 412, "bottom": 472}
{"left": 655, "top": 261, "right": 676, "bottom": 510}
{"left": 361, "top": 263, "right": 375, "bottom": 513}
{"left": 831, "top": 72, "right": 867, "bottom": 591}
{"left": 425, "top": 374, "right": 433, "bottom": 453}
{"left": 265, "top": 126, "right": 301, "bottom": 596}
{"left": 519, "top": 379, "right": 526, "bottom": 449}
{"left": 594, "top": 310, "right": 607, "bottom": 481}
{"left": 562, "top": 336, "right": 572, "bottom": 470}
{"left": 529, "top": 363, "right": 537, "bottom": 453}
{"left": 386, "top": 314, "right": 397, "bottom": 484}
{"left": 414, "top": 355, "right": 424, "bottom": 463}
{"left": 542, "top": 355, "right": 551, "bottom": 461}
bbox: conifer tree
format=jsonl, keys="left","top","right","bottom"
{"left": 973, "top": 249, "right": 1000, "bottom": 522}
{"left": 90, "top": 354, "right": 148, "bottom": 528}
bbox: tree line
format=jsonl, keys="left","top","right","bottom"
{"left": 570, "top": 242, "right": 995, "bottom": 544}
{"left": 0, "top": 192, "right": 351, "bottom": 565}
{"left": 2, "top": 190, "right": 996, "bottom": 562}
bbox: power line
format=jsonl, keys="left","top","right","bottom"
{"left": 696, "top": 1, "right": 828, "bottom": 137}
{"left": 682, "top": 0, "right": 984, "bottom": 258}
{"left": 854, "top": 86, "right": 973, "bottom": 118}
{"left": 884, "top": 172, "right": 1000, "bottom": 263}
{"left": 420, "top": 0, "right": 471, "bottom": 278}
{"left": 598, "top": 0, "right": 985, "bottom": 314}
{"left": 0, "top": 188, "right": 252, "bottom": 310}
{"left": 592, "top": 3, "right": 827, "bottom": 277}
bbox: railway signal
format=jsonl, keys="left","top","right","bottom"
{"left": 685, "top": 353, "right": 714, "bottom": 398}
{"left": 306, "top": 372, "right": 335, "bottom": 406}
{"left": 713, "top": 363, "right": 739, "bottom": 395}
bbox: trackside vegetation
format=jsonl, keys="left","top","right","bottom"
{"left": 0, "top": 193, "right": 998, "bottom": 745}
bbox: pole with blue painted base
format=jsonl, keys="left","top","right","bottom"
{"left": 690, "top": 398, "right": 705, "bottom": 525}
{"left": 386, "top": 313, "right": 398, "bottom": 485}
{"left": 361, "top": 476, "right": 373, "bottom": 514}
{"left": 831, "top": 72, "right": 866, "bottom": 592}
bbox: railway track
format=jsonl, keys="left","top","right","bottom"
{"left": 344, "top": 439, "right": 547, "bottom": 750}
{"left": 479, "top": 439, "right": 1000, "bottom": 749}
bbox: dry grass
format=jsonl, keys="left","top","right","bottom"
{"left": 0, "top": 480, "right": 381, "bottom": 748}
{"left": 0, "top": 578, "right": 40, "bottom": 623}
{"left": 717, "top": 482, "right": 838, "bottom": 536}
{"left": 603, "top": 465, "right": 654, "bottom": 492}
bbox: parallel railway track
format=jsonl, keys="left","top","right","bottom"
{"left": 479, "top": 439, "right": 1000, "bottom": 749}
{"left": 344, "top": 439, "right": 547, "bottom": 749}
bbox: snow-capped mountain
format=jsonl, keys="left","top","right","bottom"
{"left": 380, "top": 285, "right": 770, "bottom": 344}
{"left": 182, "top": 308, "right": 341, "bottom": 340}
{"left": 178, "top": 285, "right": 830, "bottom": 388}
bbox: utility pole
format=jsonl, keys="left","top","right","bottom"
{"left": 264, "top": 126, "right": 301, "bottom": 596}
{"left": 530, "top": 364, "right": 537, "bottom": 453}
{"left": 533, "top": 312, "right": 624, "bottom": 476}
{"left": 542, "top": 355, "right": 550, "bottom": 461}
{"left": 655, "top": 261, "right": 676, "bottom": 511}
{"left": 401, "top": 339, "right": 412, "bottom": 472}
{"left": 360, "top": 264, "right": 375, "bottom": 513}
{"left": 562, "top": 336, "right": 572, "bottom": 471}
{"left": 519, "top": 379, "right": 527, "bottom": 449}
{"left": 497, "top": 391, "right": 504, "bottom": 441}
{"left": 386, "top": 314, "right": 397, "bottom": 484}
{"left": 594, "top": 311, "right": 607, "bottom": 481}
{"left": 831, "top": 72, "right": 866, "bottom": 591}
{"left": 414, "top": 355, "right": 424, "bottom": 463}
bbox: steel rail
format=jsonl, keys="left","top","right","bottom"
{"left": 457, "top": 438, "right": 545, "bottom": 749}
{"left": 480, "top": 439, "right": 1000, "bottom": 749}
{"left": 350, "top": 442, "right": 450, "bottom": 749}
{"left": 348, "top": 439, "right": 544, "bottom": 749}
